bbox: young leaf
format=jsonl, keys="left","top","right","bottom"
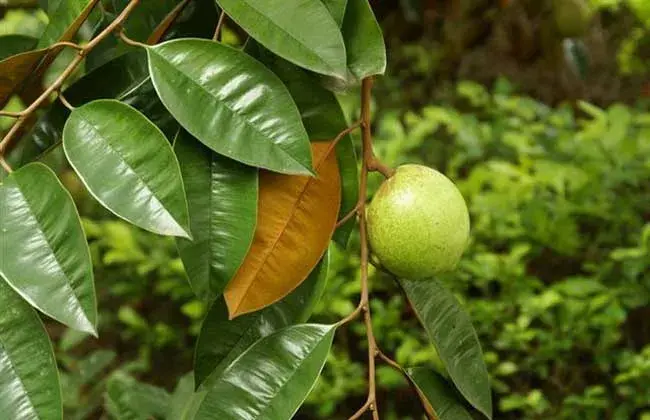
{"left": 399, "top": 278, "right": 493, "bottom": 419}
{"left": 0, "top": 163, "right": 97, "bottom": 335}
{"left": 105, "top": 372, "right": 171, "bottom": 420}
{"left": 194, "top": 324, "right": 336, "bottom": 420}
{"left": 341, "top": 0, "right": 386, "bottom": 81}
{"left": 246, "top": 43, "right": 359, "bottom": 247}
{"left": 147, "top": 39, "right": 313, "bottom": 175}
{"left": 407, "top": 367, "right": 475, "bottom": 420}
{"left": 194, "top": 254, "right": 329, "bottom": 389}
{"left": 225, "top": 141, "right": 341, "bottom": 318}
{"left": 63, "top": 100, "right": 191, "bottom": 238}
{"left": 37, "top": 0, "right": 101, "bottom": 48}
{"left": 321, "top": 0, "right": 348, "bottom": 26}
{"left": 216, "top": 0, "right": 347, "bottom": 78}
{"left": 175, "top": 129, "right": 258, "bottom": 301}
{"left": 0, "top": 279, "right": 62, "bottom": 420}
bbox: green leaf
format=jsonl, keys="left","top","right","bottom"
{"left": 194, "top": 324, "right": 335, "bottom": 420}
{"left": 105, "top": 372, "right": 171, "bottom": 420}
{"left": 194, "top": 253, "right": 329, "bottom": 389}
{"left": 0, "top": 163, "right": 97, "bottom": 335}
{"left": 341, "top": 0, "right": 386, "bottom": 80}
{"left": 14, "top": 51, "right": 176, "bottom": 171}
{"left": 147, "top": 39, "right": 313, "bottom": 175}
{"left": 563, "top": 38, "right": 589, "bottom": 80}
{"left": 63, "top": 99, "right": 191, "bottom": 238}
{"left": 168, "top": 374, "right": 196, "bottom": 420}
{"left": 0, "top": 35, "right": 38, "bottom": 61}
{"left": 216, "top": 0, "right": 347, "bottom": 78}
{"left": 321, "top": 0, "right": 348, "bottom": 26}
{"left": 399, "top": 278, "right": 492, "bottom": 419}
{"left": 247, "top": 43, "right": 359, "bottom": 246}
{"left": 37, "top": 0, "right": 100, "bottom": 48}
{"left": 86, "top": 0, "right": 218, "bottom": 71}
{"left": 175, "top": 129, "right": 258, "bottom": 301}
{"left": 0, "top": 279, "right": 62, "bottom": 420}
{"left": 407, "top": 367, "right": 474, "bottom": 420}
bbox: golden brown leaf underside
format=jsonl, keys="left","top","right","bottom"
{"left": 225, "top": 141, "right": 341, "bottom": 318}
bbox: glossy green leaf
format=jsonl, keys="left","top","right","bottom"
{"left": 216, "top": 0, "right": 346, "bottom": 77}
{"left": 105, "top": 372, "right": 171, "bottom": 420}
{"left": 194, "top": 253, "right": 329, "bottom": 389}
{"left": 399, "top": 278, "right": 492, "bottom": 419}
{"left": 13, "top": 51, "right": 176, "bottom": 172}
{"left": 195, "top": 323, "right": 335, "bottom": 419}
{"left": 147, "top": 39, "right": 313, "bottom": 175}
{"left": 321, "top": 0, "right": 348, "bottom": 26}
{"left": 247, "top": 43, "right": 359, "bottom": 246}
{"left": 175, "top": 129, "right": 258, "bottom": 301}
{"left": 0, "top": 163, "right": 97, "bottom": 334}
{"left": 63, "top": 100, "right": 191, "bottom": 238}
{"left": 407, "top": 367, "right": 474, "bottom": 420}
{"left": 341, "top": 0, "right": 386, "bottom": 80}
{"left": 37, "top": 0, "right": 100, "bottom": 48}
{"left": 0, "top": 35, "right": 38, "bottom": 61}
{"left": 0, "top": 278, "right": 62, "bottom": 420}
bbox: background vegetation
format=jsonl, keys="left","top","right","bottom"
{"left": 2, "top": 0, "right": 650, "bottom": 418}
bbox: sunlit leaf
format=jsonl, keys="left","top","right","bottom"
{"left": 216, "top": 0, "right": 347, "bottom": 78}
{"left": 341, "top": 0, "right": 386, "bottom": 81}
{"left": 194, "top": 324, "right": 335, "bottom": 419}
{"left": 63, "top": 100, "right": 191, "bottom": 238}
{"left": 0, "top": 163, "right": 97, "bottom": 334}
{"left": 175, "top": 129, "right": 258, "bottom": 301}
{"left": 400, "top": 278, "right": 493, "bottom": 419}
{"left": 225, "top": 142, "right": 340, "bottom": 318}
{"left": 194, "top": 253, "right": 329, "bottom": 389}
{"left": 407, "top": 367, "right": 474, "bottom": 420}
{"left": 147, "top": 39, "right": 313, "bottom": 175}
{"left": 0, "top": 278, "right": 62, "bottom": 420}
{"left": 37, "top": 0, "right": 101, "bottom": 48}
{"left": 321, "top": 0, "right": 348, "bottom": 26}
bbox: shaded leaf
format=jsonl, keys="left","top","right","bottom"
{"left": 194, "top": 253, "right": 329, "bottom": 389}
{"left": 0, "top": 163, "right": 97, "bottom": 334}
{"left": 216, "top": 0, "right": 347, "bottom": 77}
{"left": 168, "top": 374, "right": 196, "bottom": 420}
{"left": 147, "top": 39, "right": 313, "bottom": 175}
{"left": 563, "top": 38, "right": 589, "bottom": 80}
{"left": 194, "top": 324, "right": 335, "bottom": 420}
{"left": 37, "top": 0, "right": 101, "bottom": 48}
{"left": 321, "top": 0, "right": 348, "bottom": 26}
{"left": 407, "top": 367, "right": 474, "bottom": 420}
{"left": 0, "top": 35, "right": 38, "bottom": 61}
{"left": 341, "top": 0, "right": 386, "bottom": 81}
{"left": 399, "top": 278, "right": 492, "bottom": 419}
{"left": 225, "top": 141, "right": 340, "bottom": 318}
{"left": 105, "top": 372, "right": 171, "bottom": 420}
{"left": 63, "top": 100, "right": 191, "bottom": 238}
{"left": 175, "top": 129, "right": 258, "bottom": 301}
{"left": 0, "top": 278, "right": 62, "bottom": 420}
{"left": 246, "top": 43, "right": 359, "bottom": 247}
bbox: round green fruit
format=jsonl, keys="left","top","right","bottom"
{"left": 553, "top": 0, "right": 593, "bottom": 39}
{"left": 367, "top": 164, "right": 470, "bottom": 279}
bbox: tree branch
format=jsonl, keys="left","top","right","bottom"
{"left": 212, "top": 10, "right": 227, "bottom": 41}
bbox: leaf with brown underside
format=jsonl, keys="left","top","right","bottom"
{"left": 225, "top": 141, "right": 341, "bottom": 318}
{"left": 0, "top": 48, "right": 50, "bottom": 108}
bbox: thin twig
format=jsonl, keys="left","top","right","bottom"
{"left": 50, "top": 41, "right": 84, "bottom": 51}
{"left": 58, "top": 91, "right": 75, "bottom": 111}
{"left": 118, "top": 29, "right": 148, "bottom": 48}
{"left": 335, "top": 202, "right": 361, "bottom": 228}
{"left": 368, "top": 157, "right": 395, "bottom": 178}
{"left": 0, "top": 111, "right": 21, "bottom": 118}
{"left": 145, "top": 0, "right": 192, "bottom": 45}
{"left": 212, "top": 10, "right": 227, "bottom": 41}
{"left": 0, "top": 0, "right": 141, "bottom": 156}
{"left": 0, "top": 156, "right": 12, "bottom": 173}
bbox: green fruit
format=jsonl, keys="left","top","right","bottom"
{"left": 367, "top": 164, "right": 470, "bottom": 279}
{"left": 553, "top": 0, "right": 593, "bottom": 39}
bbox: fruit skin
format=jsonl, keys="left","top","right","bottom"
{"left": 367, "top": 164, "right": 470, "bottom": 279}
{"left": 553, "top": 0, "right": 593, "bottom": 39}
